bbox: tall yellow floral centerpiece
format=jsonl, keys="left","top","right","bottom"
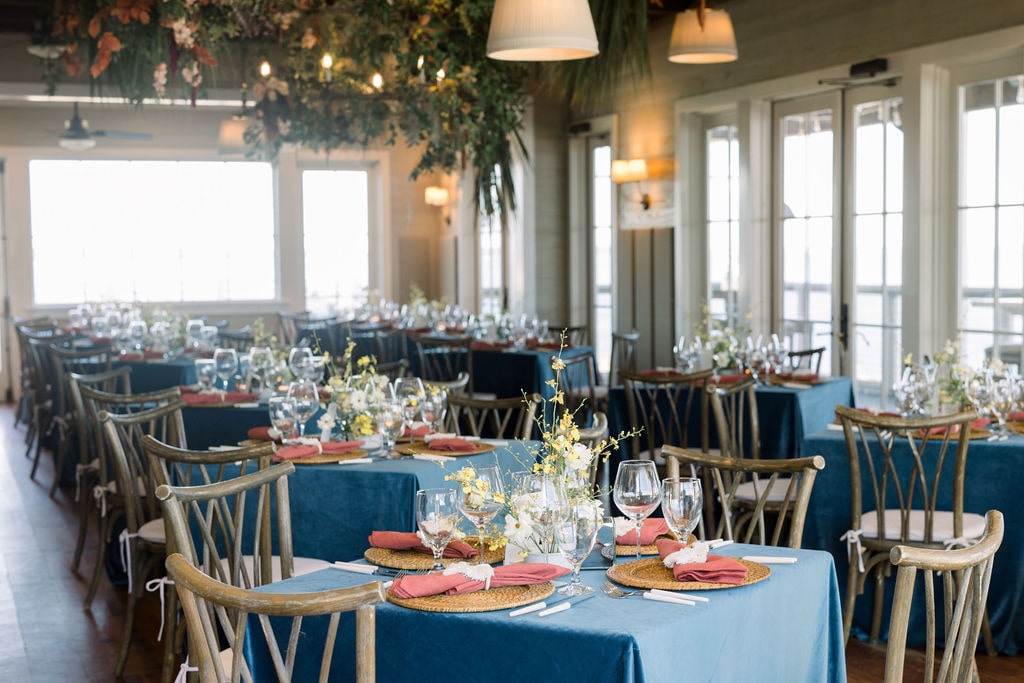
{"left": 323, "top": 342, "right": 390, "bottom": 441}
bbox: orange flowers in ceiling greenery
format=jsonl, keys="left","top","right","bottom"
{"left": 40, "top": 1, "right": 652, "bottom": 216}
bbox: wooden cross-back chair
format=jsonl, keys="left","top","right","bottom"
{"left": 413, "top": 334, "right": 476, "bottom": 395}
{"left": 885, "top": 510, "right": 1003, "bottom": 683}
{"left": 788, "top": 346, "right": 826, "bottom": 374}
{"left": 552, "top": 351, "right": 598, "bottom": 427}
{"left": 445, "top": 392, "right": 542, "bottom": 440}
{"left": 663, "top": 445, "right": 826, "bottom": 548}
{"left": 424, "top": 371, "right": 470, "bottom": 397}
{"left": 833, "top": 406, "right": 990, "bottom": 650}
{"left": 579, "top": 411, "right": 610, "bottom": 493}
{"left": 13, "top": 317, "right": 58, "bottom": 432}
{"left": 99, "top": 401, "right": 188, "bottom": 679}
{"left": 165, "top": 552, "right": 384, "bottom": 683}
{"left": 619, "top": 368, "right": 715, "bottom": 471}
{"left": 549, "top": 324, "right": 588, "bottom": 347}
{"left": 219, "top": 327, "right": 256, "bottom": 351}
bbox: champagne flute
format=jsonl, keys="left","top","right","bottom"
{"left": 612, "top": 461, "right": 663, "bottom": 558}
{"left": 553, "top": 500, "right": 601, "bottom": 596}
{"left": 213, "top": 348, "right": 238, "bottom": 393}
{"left": 286, "top": 380, "right": 319, "bottom": 439}
{"left": 268, "top": 396, "right": 298, "bottom": 443}
{"left": 456, "top": 465, "right": 504, "bottom": 564}
{"left": 415, "top": 488, "right": 461, "bottom": 571}
{"left": 661, "top": 477, "right": 703, "bottom": 544}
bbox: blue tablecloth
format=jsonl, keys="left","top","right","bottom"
{"left": 244, "top": 543, "right": 846, "bottom": 683}
{"left": 472, "top": 345, "right": 593, "bottom": 400}
{"left": 115, "top": 356, "right": 196, "bottom": 393}
{"left": 802, "top": 428, "right": 1023, "bottom": 654}
{"left": 608, "top": 376, "right": 855, "bottom": 460}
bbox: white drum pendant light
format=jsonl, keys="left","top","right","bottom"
{"left": 487, "top": 0, "right": 599, "bottom": 61}
{"left": 668, "top": 7, "right": 738, "bottom": 64}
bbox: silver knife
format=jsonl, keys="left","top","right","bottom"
{"left": 537, "top": 591, "right": 596, "bottom": 616}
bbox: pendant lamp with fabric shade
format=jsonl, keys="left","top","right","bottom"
{"left": 668, "top": 7, "right": 738, "bottom": 64}
{"left": 487, "top": 0, "right": 599, "bottom": 61}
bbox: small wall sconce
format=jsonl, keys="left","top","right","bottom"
{"left": 425, "top": 186, "right": 451, "bottom": 225}
{"left": 611, "top": 158, "right": 675, "bottom": 210}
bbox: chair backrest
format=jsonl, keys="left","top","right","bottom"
{"left": 413, "top": 334, "right": 475, "bottom": 394}
{"left": 424, "top": 371, "right": 470, "bottom": 396}
{"left": 620, "top": 368, "right": 715, "bottom": 461}
{"left": 788, "top": 346, "right": 825, "bottom": 374}
{"left": 47, "top": 342, "right": 116, "bottom": 417}
{"left": 372, "top": 326, "right": 408, "bottom": 364}
{"left": 707, "top": 378, "right": 761, "bottom": 459}
{"left": 884, "top": 510, "right": 1003, "bottom": 683}
{"left": 218, "top": 327, "right": 255, "bottom": 351}
{"left": 608, "top": 330, "right": 640, "bottom": 387}
{"left": 835, "top": 406, "right": 977, "bottom": 545}
{"left": 376, "top": 358, "right": 409, "bottom": 381}
{"left": 445, "top": 392, "right": 542, "bottom": 440}
{"left": 579, "top": 411, "right": 610, "bottom": 490}
{"left": 165, "top": 552, "right": 384, "bottom": 683}
{"left": 98, "top": 401, "right": 188, "bottom": 529}
{"left": 550, "top": 324, "right": 588, "bottom": 347}
{"left": 552, "top": 351, "right": 598, "bottom": 424}
{"left": 278, "top": 311, "right": 336, "bottom": 346}
{"left": 67, "top": 366, "right": 133, "bottom": 474}
{"left": 142, "top": 434, "right": 276, "bottom": 490}
{"left": 663, "top": 445, "right": 826, "bottom": 548}
{"left": 157, "top": 462, "right": 296, "bottom": 589}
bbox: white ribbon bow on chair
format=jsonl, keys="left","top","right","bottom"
{"left": 840, "top": 528, "right": 865, "bottom": 573}
{"left": 145, "top": 576, "right": 175, "bottom": 641}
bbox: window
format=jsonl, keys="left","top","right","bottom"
{"left": 29, "top": 159, "right": 275, "bottom": 305}
{"left": 957, "top": 73, "right": 1024, "bottom": 368}
{"left": 706, "top": 123, "right": 740, "bottom": 328}
{"left": 591, "top": 142, "right": 613, "bottom": 377}
{"left": 302, "top": 169, "right": 370, "bottom": 315}
{"left": 479, "top": 171, "right": 504, "bottom": 317}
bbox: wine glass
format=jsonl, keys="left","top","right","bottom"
{"left": 420, "top": 388, "right": 447, "bottom": 434}
{"left": 612, "top": 461, "right": 663, "bottom": 558}
{"left": 248, "top": 346, "right": 275, "bottom": 392}
{"left": 286, "top": 380, "right": 319, "bottom": 439}
{"left": 394, "top": 376, "right": 426, "bottom": 437}
{"left": 288, "top": 347, "right": 314, "bottom": 381}
{"left": 456, "top": 465, "right": 504, "bottom": 564}
{"left": 553, "top": 500, "right": 601, "bottom": 596}
{"left": 376, "top": 399, "right": 405, "bottom": 457}
{"left": 200, "top": 325, "right": 219, "bottom": 351}
{"left": 661, "top": 477, "right": 703, "bottom": 544}
{"left": 267, "top": 396, "right": 298, "bottom": 442}
{"left": 185, "top": 319, "right": 204, "bottom": 349}
{"left": 194, "top": 359, "right": 217, "bottom": 393}
{"left": 415, "top": 488, "right": 461, "bottom": 571}
{"left": 213, "top": 348, "right": 238, "bottom": 393}
{"left": 128, "top": 320, "right": 148, "bottom": 351}
{"left": 512, "top": 472, "right": 566, "bottom": 556}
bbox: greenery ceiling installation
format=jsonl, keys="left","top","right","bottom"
{"left": 42, "top": 0, "right": 652, "bottom": 214}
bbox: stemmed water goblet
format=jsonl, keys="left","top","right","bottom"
{"left": 661, "top": 477, "right": 703, "bottom": 544}
{"left": 394, "top": 376, "right": 426, "bottom": 437}
{"left": 989, "top": 374, "right": 1016, "bottom": 439}
{"left": 286, "top": 380, "right": 319, "bottom": 439}
{"left": 128, "top": 320, "right": 148, "bottom": 351}
{"left": 415, "top": 488, "right": 461, "bottom": 571}
{"left": 553, "top": 500, "right": 601, "bottom": 596}
{"left": 268, "top": 396, "right": 298, "bottom": 442}
{"left": 248, "top": 346, "right": 275, "bottom": 392}
{"left": 612, "top": 461, "right": 663, "bottom": 558}
{"left": 213, "top": 348, "right": 238, "bottom": 393}
{"left": 420, "top": 388, "right": 448, "bottom": 434}
{"left": 376, "top": 399, "right": 405, "bottom": 457}
{"left": 288, "top": 347, "right": 314, "bottom": 380}
{"left": 194, "top": 359, "right": 217, "bottom": 393}
{"left": 185, "top": 319, "right": 204, "bottom": 349}
{"left": 456, "top": 465, "right": 504, "bottom": 564}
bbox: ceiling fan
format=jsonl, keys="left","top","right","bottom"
{"left": 59, "top": 103, "right": 154, "bottom": 150}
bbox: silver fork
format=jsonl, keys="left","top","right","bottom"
{"left": 601, "top": 581, "right": 643, "bottom": 599}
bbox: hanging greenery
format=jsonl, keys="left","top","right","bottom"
{"left": 42, "top": 1, "right": 652, "bottom": 216}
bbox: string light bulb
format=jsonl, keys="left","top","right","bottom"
{"left": 436, "top": 68, "right": 445, "bottom": 84}
{"left": 259, "top": 60, "right": 271, "bottom": 77}
{"left": 321, "top": 53, "right": 334, "bottom": 82}
{"left": 371, "top": 72, "right": 383, "bottom": 90}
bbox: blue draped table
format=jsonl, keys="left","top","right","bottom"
{"left": 801, "top": 427, "right": 1024, "bottom": 654}
{"left": 243, "top": 543, "right": 846, "bottom": 683}
{"left": 470, "top": 345, "right": 593, "bottom": 400}
{"left": 115, "top": 356, "right": 196, "bottom": 393}
{"left": 607, "top": 376, "right": 855, "bottom": 460}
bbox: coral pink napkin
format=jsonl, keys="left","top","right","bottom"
{"left": 1009, "top": 410, "right": 1024, "bottom": 422}
{"left": 390, "top": 563, "right": 570, "bottom": 598}
{"left": 403, "top": 423, "right": 431, "bottom": 438}
{"left": 924, "top": 417, "right": 990, "bottom": 436}
{"left": 119, "top": 350, "right": 167, "bottom": 361}
{"left": 273, "top": 440, "right": 364, "bottom": 461}
{"left": 368, "top": 531, "right": 477, "bottom": 559}
{"left": 616, "top": 518, "right": 672, "bottom": 545}
{"left": 247, "top": 426, "right": 278, "bottom": 442}
{"left": 179, "top": 390, "right": 260, "bottom": 406}
{"left": 711, "top": 373, "right": 747, "bottom": 384}
{"left": 471, "top": 340, "right": 512, "bottom": 351}
{"left": 425, "top": 438, "right": 478, "bottom": 452}
{"left": 655, "top": 538, "right": 748, "bottom": 585}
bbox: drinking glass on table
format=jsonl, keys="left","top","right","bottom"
{"left": 288, "top": 347, "right": 314, "bottom": 381}
{"left": 661, "top": 477, "right": 703, "bottom": 544}
{"left": 376, "top": 399, "right": 405, "bottom": 458}
{"left": 416, "top": 488, "right": 461, "bottom": 571}
{"left": 268, "top": 396, "right": 298, "bottom": 442}
{"left": 194, "top": 359, "right": 217, "bottom": 393}
{"left": 128, "top": 320, "right": 148, "bottom": 351}
{"left": 286, "top": 380, "right": 319, "bottom": 439}
{"left": 394, "top": 376, "right": 426, "bottom": 438}
{"left": 456, "top": 465, "right": 504, "bottom": 564}
{"left": 553, "top": 500, "right": 602, "bottom": 596}
{"left": 213, "top": 348, "right": 238, "bottom": 393}
{"left": 248, "top": 346, "right": 275, "bottom": 392}
{"left": 420, "top": 388, "right": 447, "bottom": 434}
{"left": 612, "top": 461, "right": 663, "bottom": 558}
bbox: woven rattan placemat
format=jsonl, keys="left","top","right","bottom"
{"left": 365, "top": 544, "right": 505, "bottom": 569}
{"left": 387, "top": 581, "right": 554, "bottom": 613}
{"left": 395, "top": 441, "right": 496, "bottom": 457}
{"left": 605, "top": 557, "right": 769, "bottom": 591}
{"left": 281, "top": 449, "right": 367, "bottom": 465}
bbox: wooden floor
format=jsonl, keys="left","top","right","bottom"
{"left": 0, "top": 402, "right": 1021, "bottom": 682}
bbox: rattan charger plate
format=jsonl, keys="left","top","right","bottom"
{"left": 279, "top": 449, "right": 367, "bottom": 465}
{"left": 365, "top": 544, "right": 505, "bottom": 570}
{"left": 395, "top": 441, "right": 496, "bottom": 457}
{"left": 1005, "top": 421, "right": 1024, "bottom": 436}
{"left": 606, "top": 557, "right": 770, "bottom": 591}
{"left": 387, "top": 581, "right": 554, "bottom": 613}
{"left": 600, "top": 532, "right": 687, "bottom": 558}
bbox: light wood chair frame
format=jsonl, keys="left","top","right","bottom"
{"left": 663, "top": 445, "right": 825, "bottom": 548}
{"left": 165, "top": 552, "right": 384, "bottom": 683}
{"left": 788, "top": 346, "right": 826, "bottom": 374}
{"left": 607, "top": 330, "right": 640, "bottom": 388}
{"left": 885, "top": 510, "right": 1003, "bottom": 683}
{"left": 444, "top": 392, "right": 542, "bottom": 440}
{"left": 424, "top": 371, "right": 470, "bottom": 396}
{"left": 834, "top": 405, "right": 986, "bottom": 647}
{"left": 620, "top": 368, "right": 715, "bottom": 464}
{"left": 551, "top": 351, "right": 598, "bottom": 425}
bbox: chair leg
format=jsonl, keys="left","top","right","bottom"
{"left": 160, "top": 588, "right": 181, "bottom": 683}
{"left": 981, "top": 607, "right": 997, "bottom": 655}
{"left": 49, "top": 438, "right": 67, "bottom": 498}
{"left": 115, "top": 554, "right": 142, "bottom": 678}
{"left": 869, "top": 565, "right": 887, "bottom": 643}
{"left": 70, "top": 472, "right": 97, "bottom": 573}
{"left": 843, "top": 559, "right": 860, "bottom": 644}
{"left": 83, "top": 506, "right": 117, "bottom": 609}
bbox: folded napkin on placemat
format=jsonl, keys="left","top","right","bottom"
{"left": 119, "top": 350, "right": 167, "bottom": 361}
{"left": 247, "top": 426, "right": 281, "bottom": 442}
{"left": 615, "top": 518, "right": 672, "bottom": 545}
{"left": 471, "top": 340, "right": 512, "bottom": 351}
{"left": 390, "top": 562, "right": 570, "bottom": 598}
{"left": 179, "top": 390, "right": 261, "bottom": 406}
{"left": 711, "top": 373, "right": 747, "bottom": 384}
{"left": 422, "top": 438, "right": 478, "bottom": 452}
{"left": 773, "top": 371, "right": 819, "bottom": 383}
{"left": 924, "top": 417, "right": 990, "bottom": 437}
{"left": 273, "top": 440, "right": 364, "bottom": 461}
{"left": 656, "top": 538, "right": 748, "bottom": 585}
{"left": 368, "top": 531, "right": 477, "bottom": 559}
{"left": 403, "top": 423, "right": 431, "bottom": 438}
{"left": 1009, "top": 410, "right": 1024, "bottom": 422}
{"left": 530, "top": 340, "right": 567, "bottom": 351}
